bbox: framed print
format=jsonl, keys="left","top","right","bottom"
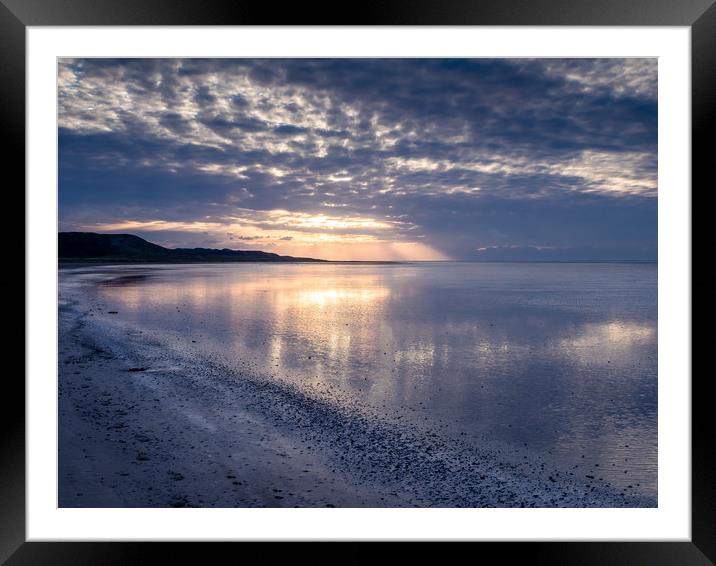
{"left": 7, "top": 0, "right": 709, "bottom": 563}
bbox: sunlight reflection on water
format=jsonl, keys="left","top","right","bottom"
{"left": 84, "top": 261, "right": 657, "bottom": 497}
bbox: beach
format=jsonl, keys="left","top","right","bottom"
{"left": 59, "top": 264, "right": 656, "bottom": 508}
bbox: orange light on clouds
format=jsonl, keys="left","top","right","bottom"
{"left": 81, "top": 210, "right": 451, "bottom": 261}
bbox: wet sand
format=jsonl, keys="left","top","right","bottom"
{"left": 59, "top": 273, "right": 655, "bottom": 508}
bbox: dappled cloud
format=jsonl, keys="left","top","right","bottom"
{"left": 59, "top": 58, "right": 657, "bottom": 260}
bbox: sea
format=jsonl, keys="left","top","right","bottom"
{"left": 61, "top": 261, "right": 657, "bottom": 499}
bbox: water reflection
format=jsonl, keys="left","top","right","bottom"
{"left": 556, "top": 321, "right": 656, "bottom": 365}
{"left": 86, "top": 262, "right": 657, "bottom": 497}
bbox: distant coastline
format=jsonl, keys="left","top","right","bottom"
{"left": 58, "top": 232, "right": 327, "bottom": 264}
{"left": 58, "top": 259, "right": 401, "bottom": 267}
{"left": 57, "top": 233, "right": 656, "bottom": 266}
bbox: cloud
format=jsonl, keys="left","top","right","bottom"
{"left": 58, "top": 58, "right": 657, "bottom": 260}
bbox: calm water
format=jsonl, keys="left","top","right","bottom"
{"left": 80, "top": 261, "right": 658, "bottom": 497}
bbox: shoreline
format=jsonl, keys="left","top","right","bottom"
{"left": 59, "top": 259, "right": 656, "bottom": 269}
{"left": 58, "top": 259, "right": 402, "bottom": 269}
{"left": 59, "top": 300, "right": 402, "bottom": 508}
{"left": 59, "top": 271, "right": 655, "bottom": 508}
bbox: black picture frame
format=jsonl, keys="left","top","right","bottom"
{"left": 6, "top": 1, "right": 708, "bottom": 563}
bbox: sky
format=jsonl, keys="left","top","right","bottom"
{"left": 58, "top": 58, "right": 657, "bottom": 261}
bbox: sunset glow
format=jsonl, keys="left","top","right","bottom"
{"left": 59, "top": 58, "right": 657, "bottom": 261}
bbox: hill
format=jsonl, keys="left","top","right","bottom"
{"left": 58, "top": 232, "right": 325, "bottom": 263}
